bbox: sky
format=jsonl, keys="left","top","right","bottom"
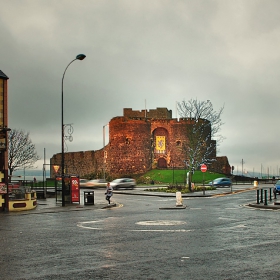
{"left": 1, "top": 0, "right": 280, "bottom": 177}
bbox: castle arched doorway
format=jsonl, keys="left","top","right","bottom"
{"left": 157, "top": 157, "right": 167, "bottom": 168}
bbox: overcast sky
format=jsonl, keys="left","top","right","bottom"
{"left": 1, "top": 0, "right": 280, "bottom": 177}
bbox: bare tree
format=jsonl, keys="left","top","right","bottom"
{"left": 177, "top": 99, "right": 224, "bottom": 173}
{"left": 8, "top": 129, "right": 40, "bottom": 176}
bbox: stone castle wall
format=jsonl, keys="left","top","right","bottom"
{"left": 124, "top": 107, "right": 172, "bottom": 119}
{"left": 50, "top": 108, "right": 230, "bottom": 178}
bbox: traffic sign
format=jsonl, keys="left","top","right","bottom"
{"left": 201, "top": 164, "right": 207, "bottom": 172}
{"left": 53, "top": 165, "right": 60, "bottom": 173}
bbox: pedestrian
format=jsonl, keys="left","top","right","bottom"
{"left": 105, "top": 182, "right": 113, "bottom": 205}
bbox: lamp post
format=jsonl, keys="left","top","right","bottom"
{"left": 61, "top": 54, "right": 86, "bottom": 206}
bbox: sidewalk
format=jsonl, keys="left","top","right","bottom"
{"left": 7, "top": 185, "right": 280, "bottom": 214}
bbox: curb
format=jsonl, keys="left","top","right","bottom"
{"left": 247, "top": 203, "right": 280, "bottom": 210}
{"left": 101, "top": 203, "right": 117, "bottom": 209}
{"left": 159, "top": 205, "right": 187, "bottom": 210}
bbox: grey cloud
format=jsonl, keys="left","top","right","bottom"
{"left": 1, "top": 0, "right": 280, "bottom": 175}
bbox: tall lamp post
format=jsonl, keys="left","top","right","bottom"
{"left": 61, "top": 54, "right": 86, "bottom": 206}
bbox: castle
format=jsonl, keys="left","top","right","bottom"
{"left": 50, "top": 107, "right": 231, "bottom": 178}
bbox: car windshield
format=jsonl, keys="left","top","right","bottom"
{"left": 213, "top": 178, "right": 221, "bottom": 183}
{"left": 276, "top": 180, "right": 280, "bottom": 185}
{"left": 112, "top": 179, "right": 122, "bottom": 183}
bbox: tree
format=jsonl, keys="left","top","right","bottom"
{"left": 177, "top": 99, "right": 224, "bottom": 188}
{"left": 8, "top": 129, "right": 40, "bottom": 176}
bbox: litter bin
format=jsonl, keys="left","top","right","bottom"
{"left": 84, "top": 191, "right": 94, "bottom": 205}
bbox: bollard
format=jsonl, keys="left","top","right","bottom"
{"left": 274, "top": 188, "right": 277, "bottom": 199}
{"left": 264, "top": 189, "right": 268, "bottom": 205}
{"left": 257, "top": 189, "right": 260, "bottom": 204}
{"left": 176, "top": 192, "right": 183, "bottom": 206}
{"left": 269, "top": 188, "right": 272, "bottom": 201}
{"left": 260, "top": 189, "right": 263, "bottom": 203}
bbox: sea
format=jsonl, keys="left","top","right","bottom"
{"left": 12, "top": 169, "right": 50, "bottom": 182}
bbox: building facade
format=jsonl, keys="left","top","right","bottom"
{"left": 50, "top": 108, "right": 231, "bottom": 178}
{"left": 0, "top": 70, "right": 9, "bottom": 211}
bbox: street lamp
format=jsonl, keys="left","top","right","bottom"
{"left": 61, "top": 54, "right": 86, "bottom": 206}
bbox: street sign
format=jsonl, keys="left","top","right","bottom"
{"left": 53, "top": 165, "right": 60, "bottom": 173}
{"left": 201, "top": 164, "right": 207, "bottom": 172}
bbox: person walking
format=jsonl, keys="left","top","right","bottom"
{"left": 105, "top": 182, "right": 113, "bottom": 205}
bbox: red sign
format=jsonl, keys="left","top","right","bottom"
{"left": 0, "top": 183, "right": 7, "bottom": 194}
{"left": 201, "top": 164, "right": 207, "bottom": 172}
{"left": 71, "top": 177, "right": 80, "bottom": 203}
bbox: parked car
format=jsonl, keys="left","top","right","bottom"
{"left": 274, "top": 180, "right": 280, "bottom": 194}
{"left": 85, "top": 179, "right": 108, "bottom": 188}
{"left": 212, "top": 177, "right": 232, "bottom": 187}
{"left": 110, "top": 178, "right": 136, "bottom": 190}
{"left": 79, "top": 179, "right": 89, "bottom": 187}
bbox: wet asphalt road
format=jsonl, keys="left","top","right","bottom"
{"left": 1, "top": 186, "right": 280, "bottom": 280}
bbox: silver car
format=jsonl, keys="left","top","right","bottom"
{"left": 85, "top": 179, "right": 108, "bottom": 188}
{"left": 79, "top": 179, "right": 89, "bottom": 187}
{"left": 110, "top": 178, "right": 136, "bottom": 190}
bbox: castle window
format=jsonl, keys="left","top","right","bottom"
{"left": 176, "top": 140, "right": 181, "bottom": 146}
{"left": 126, "top": 137, "right": 131, "bottom": 145}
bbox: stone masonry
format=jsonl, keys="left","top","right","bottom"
{"left": 50, "top": 108, "right": 231, "bottom": 178}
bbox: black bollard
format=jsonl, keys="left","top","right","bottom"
{"left": 269, "top": 188, "right": 272, "bottom": 201}
{"left": 264, "top": 189, "right": 268, "bottom": 206}
{"left": 260, "top": 189, "right": 263, "bottom": 203}
{"left": 257, "top": 189, "right": 260, "bottom": 204}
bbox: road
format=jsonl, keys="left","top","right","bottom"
{"left": 1, "top": 186, "right": 279, "bottom": 280}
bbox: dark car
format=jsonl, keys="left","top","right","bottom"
{"left": 110, "top": 178, "right": 136, "bottom": 190}
{"left": 212, "top": 177, "right": 232, "bottom": 187}
{"left": 274, "top": 180, "right": 280, "bottom": 194}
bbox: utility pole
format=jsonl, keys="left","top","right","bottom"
{"left": 241, "top": 159, "right": 245, "bottom": 176}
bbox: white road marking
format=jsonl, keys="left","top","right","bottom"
{"left": 77, "top": 219, "right": 191, "bottom": 232}
{"left": 129, "top": 229, "right": 193, "bottom": 232}
{"left": 218, "top": 217, "right": 238, "bottom": 221}
{"left": 234, "top": 224, "right": 246, "bottom": 228}
{"left": 136, "top": 220, "right": 186, "bottom": 226}
{"left": 77, "top": 220, "right": 104, "bottom": 230}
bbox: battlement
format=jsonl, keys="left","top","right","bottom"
{"left": 123, "top": 107, "right": 172, "bottom": 119}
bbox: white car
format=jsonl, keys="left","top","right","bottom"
{"left": 79, "top": 179, "right": 89, "bottom": 187}
{"left": 85, "top": 179, "right": 108, "bottom": 188}
{"left": 110, "top": 178, "right": 136, "bottom": 190}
